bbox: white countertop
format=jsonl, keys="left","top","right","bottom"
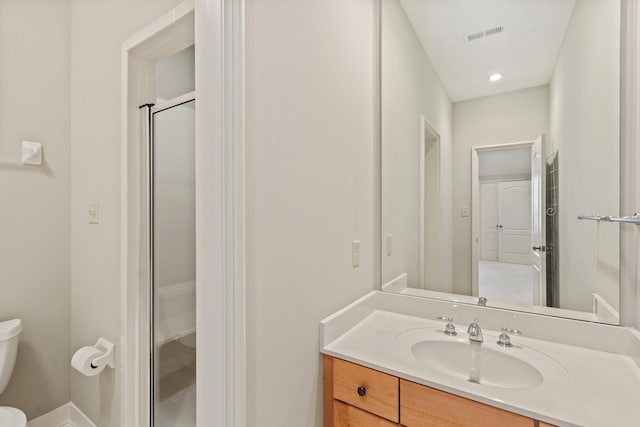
{"left": 322, "top": 308, "right": 640, "bottom": 427}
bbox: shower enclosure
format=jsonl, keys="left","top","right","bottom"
{"left": 141, "top": 46, "right": 196, "bottom": 427}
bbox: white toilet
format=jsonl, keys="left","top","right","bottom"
{"left": 0, "top": 319, "right": 27, "bottom": 427}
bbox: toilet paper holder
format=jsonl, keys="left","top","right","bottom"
{"left": 89, "top": 337, "right": 115, "bottom": 369}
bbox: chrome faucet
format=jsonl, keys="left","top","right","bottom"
{"left": 467, "top": 319, "right": 483, "bottom": 343}
{"left": 478, "top": 297, "right": 487, "bottom": 306}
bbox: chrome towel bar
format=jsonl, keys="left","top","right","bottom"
{"left": 577, "top": 213, "right": 640, "bottom": 225}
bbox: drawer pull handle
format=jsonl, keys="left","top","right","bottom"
{"left": 357, "top": 386, "right": 366, "bottom": 397}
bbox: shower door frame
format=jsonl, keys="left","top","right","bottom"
{"left": 145, "top": 91, "right": 197, "bottom": 427}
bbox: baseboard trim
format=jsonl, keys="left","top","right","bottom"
{"left": 27, "top": 402, "right": 97, "bottom": 427}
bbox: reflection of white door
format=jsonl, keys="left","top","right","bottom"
{"left": 480, "top": 181, "right": 531, "bottom": 264}
{"left": 480, "top": 183, "right": 498, "bottom": 260}
{"left": 499, "top": 181, "right": 532, "bottom": 264}
{"left": 531, "top": 135, "right": 546, "bottom": 305}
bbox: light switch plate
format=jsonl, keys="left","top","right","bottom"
{"left": 352, "top": 240, "right": 361, "bottom": 268}
{"left": 88, "top": 202, "right": 99, "bottom": 224}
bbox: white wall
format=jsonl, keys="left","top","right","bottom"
{"left": 69, "top": 1, "right": 181, "bottom": 426}
{"left": 381, "top": 0, "right": 453, "bottom": 292}
{"left": 155, "top": 103, "right": 196, "bottom": 289}
{"left": 549, "top": 0, "right": 620, "bottom": 312}
{"left": 156, "top": 46, "right": 195, "bottom": 101}
{"left": 244, "top": 0, "right": 376, "bottom": 425}
{"left": 0, "top": 0, "right": 71, "bottom": 419}
{"left": 452, "top": 86, "right": 549, "bottom": 295}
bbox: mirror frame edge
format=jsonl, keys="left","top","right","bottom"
{"left": 619, "top": 0, "right": 639, "bottom": 327}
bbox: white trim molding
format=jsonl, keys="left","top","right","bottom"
{"left": 195, "top": 0, "right": 246, "bottom": 426}
{"left": 120, "top": 2, "right": 196, "bottom": 425}
{"left": 620, "top": 0, "right": 640, "bottom": 328}
{"left": 418, "top": 117, "right": 441, "bottom": 290}
{"left": 27, "top": 402, "right": 97, "bottom": 427}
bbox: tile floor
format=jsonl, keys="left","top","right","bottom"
{"left": 156, "top": 363, "right": 196, "bottom": 427}
{"left": 479, "top": 260, "right": 535, "bottom": 305}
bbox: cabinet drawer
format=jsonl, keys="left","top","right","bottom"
{"left": 333, "top": 358, "right": 399, "bottom": 422}
{"left": 333, "top": 400, "right": 398, "bottom": 427}
{"left": 400, "top": 379, "right": 535, "bottom": 427}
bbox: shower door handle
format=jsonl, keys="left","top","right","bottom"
{"left": 532, "top": 245, "right": 546, "bottom": 252}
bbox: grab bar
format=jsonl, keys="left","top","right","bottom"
{"left": 578, "top": 213, "right": 640, "bottom": 225}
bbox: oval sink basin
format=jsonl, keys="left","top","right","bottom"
{"left": 411, "top": 340, "right": 543, "bottom": 390}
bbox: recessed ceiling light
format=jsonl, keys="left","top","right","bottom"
{"left": 489, "top": 73, "right": 502, "bottom": 82}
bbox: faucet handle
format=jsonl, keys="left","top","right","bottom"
{"left": 497, "top": 328, "right": 523, "bottom": 347}
{"left": 435, "top": 316, "right": 457, "bottom": 336}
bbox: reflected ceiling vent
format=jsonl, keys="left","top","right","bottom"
{"left": 467, "top": 26, "right": 505, "bottom": 42}
{"left": 467, "top": 31, "right": 484, "bottom": 42}
{"left": 484, "top": 26, "right": 504, "bottom": 37}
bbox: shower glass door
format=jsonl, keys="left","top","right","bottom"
{"left": 151, "top": 98, "right": 196, "bottom": 427}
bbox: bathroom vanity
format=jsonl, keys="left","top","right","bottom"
{"left": 321, "top": 292, "right": 640, "bottom": 427}
{"left": 324, "top": 356, "right": 542, "bottom": 426}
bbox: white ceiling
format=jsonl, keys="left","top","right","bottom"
{"left": 399, "top": 0, "right": 576, "bottom": 102}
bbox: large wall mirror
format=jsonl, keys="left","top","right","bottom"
{"left": 380, "top": 0, "right": 624, "bottom": 324}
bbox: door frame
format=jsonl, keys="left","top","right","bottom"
{"left": 120, "top": 0, "right": 246, "bottom": 425}
{"left": 419, "top": 116, "right": 441, "bottom": 289}
{"left": 470, "top": 140, "right": 535, "bottom": 297}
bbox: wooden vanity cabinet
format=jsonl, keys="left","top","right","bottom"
{"left": 400, "top": 379, "right": 534, "bottom": 427}
{"left": 324, "top": 355, "right": 554, "bottom": 427}
{"left": 333, "top": 401, "right": 398, "bottom": 427}
{"left": 324, "top": 355, "right": 400, "bottom": 426}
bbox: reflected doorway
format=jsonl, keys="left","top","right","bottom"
{"left": 419, "top": 117, "right": 441, "bottom": 290}
{"left": 471, "top": 139, "right": 543, "bottom": 306}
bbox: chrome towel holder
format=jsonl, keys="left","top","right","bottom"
{"left": 577, "top": 212, "right": 640, "bottom": 225}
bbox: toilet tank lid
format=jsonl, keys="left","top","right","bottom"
{"left": 0, "top": 320, "right": 22, "bottom": 340}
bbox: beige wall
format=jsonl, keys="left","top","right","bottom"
{"left": 452, "top": 86, "right": 550, "bottom": 295}
{"left": 381, "top": 0, "right": 454, "bottom": 292}
{"left": 549, "top": 0, "right": 620, "bottom": 312}
{"left": 69, "top": 1, "right": 181, "bottom": 426}
{"left": 0, "top": 0, "right": 71, "bottom": 419}
{"left": 245, "top": 0, "right": 376, "bottom": 425}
